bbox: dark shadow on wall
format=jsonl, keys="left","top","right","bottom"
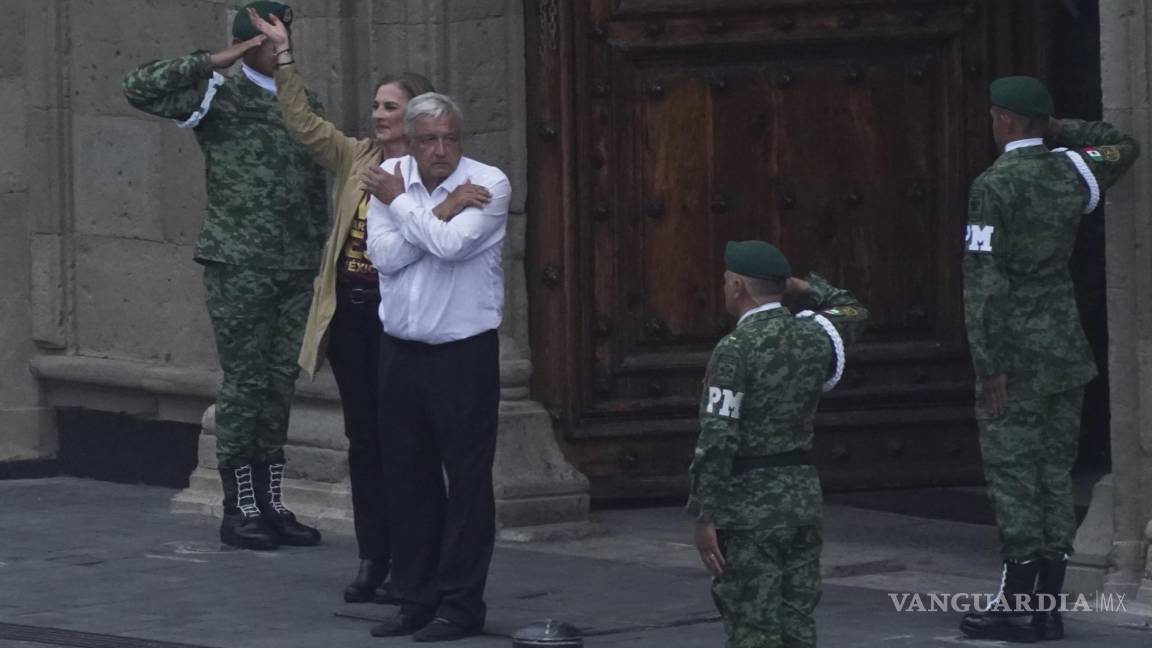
{"left": 1049, "top": 0, "right": 1111, "bottom": 473}
{"left": 56, "top": 409, "right": 200, "bottom": 489}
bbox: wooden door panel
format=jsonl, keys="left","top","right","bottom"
{"left": 636, "top": 73, "right": 717, "bottom": 344}
{"left": 591, "top": 44, "right": 961, "bottom": 416}
{"left": 526, "top": 0, "right": 1052, "bottom": 498}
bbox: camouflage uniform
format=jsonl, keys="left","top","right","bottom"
{"left": 963, "top": 119, "right": 1139, "bottom": 561}
{"left": 688, "top": 274, "right": 868, "bottom": 648}
{"left": 123, "top": 53, "right": 328, "bottom": 469}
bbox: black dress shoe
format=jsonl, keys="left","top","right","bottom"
{"left": 344, "top": 559, "right": 387, "bottom": 603}
{"left": 412, "top": 618, "right": 483, "bottom": 643}
{"left": 369, "top": 611, "right": 433, "bottom": 637}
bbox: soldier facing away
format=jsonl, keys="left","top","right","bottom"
{"left": 688, "top": 241, "right": 868, "bottom": 648}
{"left": 960, "top": 76, "right": 1139, "bottom": 642}
{"left": 122, "top": 1, "right": 327, "bottom": 550}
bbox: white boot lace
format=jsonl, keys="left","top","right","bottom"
{"left": 233, "top": 465, "right": 261, "bottom": 518}
{"left": 266, "top": 463, "right": 290, "bottom": 515}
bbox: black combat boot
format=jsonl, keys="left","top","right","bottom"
{"left": 344, "top": 559, "right": 388, "bottom": 603}
{"left": 960, "top": 559, "right": 1041, "bottom": 643}
{"left": 219, "top": 465, "right": 279, "bottom": 550}
{"left": 1031, "top": 556, "right": 1068, "bottom": 640}
{"left": 252, "top": 461, "right": 322, "bottom": 546}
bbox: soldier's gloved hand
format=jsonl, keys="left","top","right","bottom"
{"left": 208, "top": 34, "right": 268, "bottom": 69}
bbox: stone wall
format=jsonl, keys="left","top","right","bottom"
{"left": 1099, "top": 0, "right": 1152, "bottom": 603}
{"left": 0, "top": 0, "right": 56, "bottom": 462}
{"left": 7, "top": 0, "right": 589, "bottom": 536}
{"left": 18, "top": 0, "right": 528, "bottom": 375}
{"left": 1070, "top": 0, "right": 1152, "bottom": 606}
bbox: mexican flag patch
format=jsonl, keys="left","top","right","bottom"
{"left": 1083, "top": 147, "right": 1104, "bottom": 161}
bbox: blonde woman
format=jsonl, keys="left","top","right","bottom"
{"left": 249, "top": 10, "right": 490, "bottom": 603}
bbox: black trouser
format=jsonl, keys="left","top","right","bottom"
{"left": 378, "top": 329, "right": 499, "bottom": 627}
{"left": 326, "top": 281, "right": 389, "bottom": 562}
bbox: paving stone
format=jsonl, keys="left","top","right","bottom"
{"left": 0, "top": 478, "right": 1149, "bottom": 647}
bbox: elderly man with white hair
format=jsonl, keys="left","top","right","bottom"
{"left": 363, "top": 92, "right": 510, "bottom": 643}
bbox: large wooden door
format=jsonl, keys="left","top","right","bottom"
{"left": 526, "top": 0, "right": 1052, "bottom": 499}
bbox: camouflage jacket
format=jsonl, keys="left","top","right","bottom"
{"left": 122, "top": 53, "right": 328, "bottom": 269}
{"left": 963, "top": 119, "right": 1139, "bottom": 400}
{"left": 687, "top": 274, "right": 868, "bottom": 530}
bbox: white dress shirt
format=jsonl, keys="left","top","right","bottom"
{"left": 365, "top": 155, "right": 510, "bottom": 343}
{"left": 1003, "top": 137, "right": 1045, "bottom": 153}
{"left": 737, "top": 301, "right": 783, "bottom": 325}
{"left": 241, "top": 64, "right": 277, "bottom": 93}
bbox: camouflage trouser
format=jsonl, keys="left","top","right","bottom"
{"left": 978, "top": 387, "right": 1084, "bottom": 561}
{"left": 202, "top": 263, "right": 313, "bottom": 470}
{"left": 712, "top": 525, "right": 822, "bottom": 648}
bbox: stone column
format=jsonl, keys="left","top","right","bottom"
{"left": 0, "top": 0, "right": 56, "bottom": 469}
{"left": 1069, "top": 0, "right": 1152, "bottom": 605}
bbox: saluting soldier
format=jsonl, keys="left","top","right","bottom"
{"left": 122, "top": 2, "right": 326, "bottom": 550}
{"left": 961, "top": 76, "right": 1139, "bottom": 642}
{"left": 688, "top": 241, "right": 868, "bottom": 648}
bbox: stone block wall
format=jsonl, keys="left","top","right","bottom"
{"left": 12, "top": 0, "right": 530, "bottom": 374}
{"left": 5, "top": 1, "right": 589, "bottom": 536}
{"left": 0, "top": 0, "right": 55, "bottom": 462}
{"left": 1098, "top": 0, "right": 1152, "bottom": 603}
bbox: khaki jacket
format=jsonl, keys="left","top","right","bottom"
{"left": 274, "top": 64, "right": 384, "bottom": 377}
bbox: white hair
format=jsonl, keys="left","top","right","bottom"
{"left": 404, "top": 92, "right": 463, "bottom": 135}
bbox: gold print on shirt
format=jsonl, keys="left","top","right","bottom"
{"left": 344, "top": 258, "right": 374, "bottom": 275}
{"left": 338, "top": 195, "right": 378, "bottom": 282}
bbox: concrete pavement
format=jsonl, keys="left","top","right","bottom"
{"left": 0, "top": 477, "right": 1148, "bottom": 647}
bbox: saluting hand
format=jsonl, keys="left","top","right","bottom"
{"left": 695, "top": 521, "right": 726, "bottom": 577}
{"left": 361, "top": 162, "right": 406, "bottom": 205}
{"left": 432, "top": 180, "right": 491, "bottom": 222}
{"left": 784, "top": 277, "right": 810, "bottom": 297}
{"left": 208, "top": 34, "right": 267, "bottom": 69}
{"left": 247, "top": 7, "right": 291, "bottom": 51}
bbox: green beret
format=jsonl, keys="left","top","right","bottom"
{"left": 990, "top": 76, "right": 1054, "bottom": 118}
{"left": 232, "top": 1, "right": 292, "bottom": 41}
{"left": 724, "top": 240, "right": 791, "bottom": 280}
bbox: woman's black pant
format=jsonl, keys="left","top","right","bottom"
{"left": 326, "top": 282, "right": 389, "bottom": 563}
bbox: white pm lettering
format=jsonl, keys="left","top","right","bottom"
{"left": 966, "top": 225, "right": 995, "bottom": 252}
{"left": 706, "top": 387, "right": 743, "bottom": 419}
